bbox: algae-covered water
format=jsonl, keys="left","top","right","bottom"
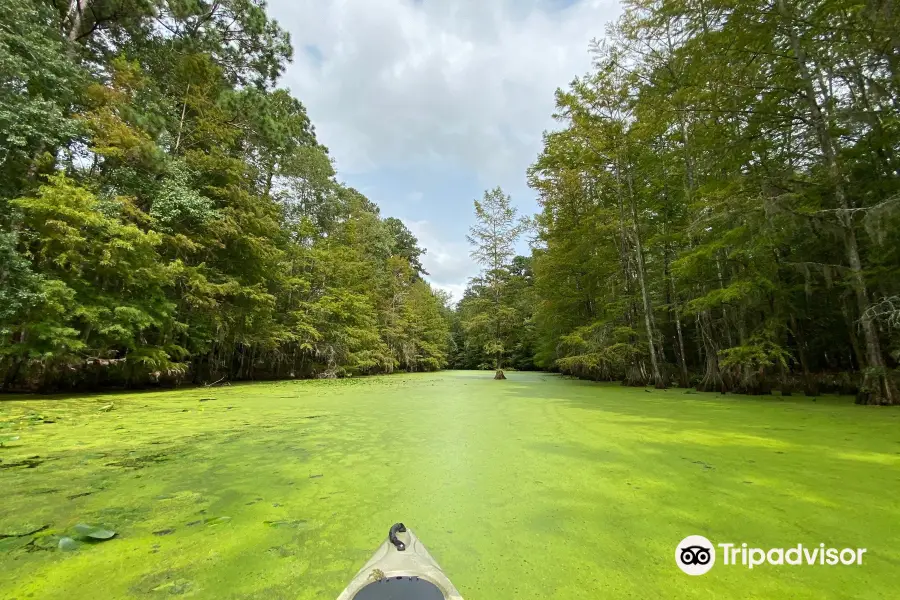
{"left": 2, "top": 371, "right": 899, "bottom": 599}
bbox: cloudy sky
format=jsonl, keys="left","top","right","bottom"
{"left": 268, "top": 0, "right": 622, "bottom": 301}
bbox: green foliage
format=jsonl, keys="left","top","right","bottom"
{"left": 149, "top": 161, "right": 217, "bottom": 232}
{"left": 384, "top": 218, "right": 428, "bottom": 276}
{"left": 0, "top": 231, "right": 42, "bottom": 322}
{"left": 719, "top": 333, "right": 793, "bottom": 394}
{"left": 459, "top": 189, "right": 530, "bottom": 371}
{"left": 0, "top": 1, "right": 450, "bottom": 390}
{"left": 453, "top": 256, "right": 537, "bottom": 371}
{"left": 523, "top": 0, "right": 900, "bottom": 397}
{"left": 0, "top": 0, "right": 83, "bottom": 197}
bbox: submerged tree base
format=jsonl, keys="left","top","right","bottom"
{"left": 494, "top": 369, "right": 507, "bottom": 380}
{"left": 855, "top": 372, "right": 897, "bottom": 406}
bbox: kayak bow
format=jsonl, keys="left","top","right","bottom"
{"left": 336, "top": 523, "right": 464, "bottom": 600}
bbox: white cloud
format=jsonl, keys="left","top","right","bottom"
{"left": 267, "top": 0, "right": 622, "bottom": 293}
{"left": 270, "top": 0, "right": 620, "bottom": 180}
{"left": 437, "top": 283, "right": 469, "bottom": 306}
{"left": 403, "top": 219, "right": 476, "bottom": 302}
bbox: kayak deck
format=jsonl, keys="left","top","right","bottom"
{"left": 336, "top": 524, "right": 464, "bottom": 600}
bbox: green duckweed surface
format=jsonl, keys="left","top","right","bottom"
{"left": 1, "top": 371, "right": 899, "bottom": 599}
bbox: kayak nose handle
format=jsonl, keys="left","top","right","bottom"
{"left": 389, "top": 523, "right": 407, "bottom": 551}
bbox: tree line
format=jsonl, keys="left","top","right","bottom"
{"left": 454, "top": 0, "right": 900, "bottom": 404}
{"left": 5, "top": 0, "right": 899, "bottom": 403}
{"left": 0, "top": 0, "right": 452, "bottom": 391}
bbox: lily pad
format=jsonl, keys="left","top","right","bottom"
{"left": 29, "top": 534, "right": 64, "bottom": 552}
{"left": 74, "top": 523, "right": 116, "bottom": 540}
{"left": 58, "top": 537, "right": 79, "bottom": 551}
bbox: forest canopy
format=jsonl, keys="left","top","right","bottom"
{"left": 493, "top": 0, "right": 900, "bottom": 405}
{"left": 0, "top": 0, "right": 452, "bottom": 391}
{"left": 451, "top": 0, "right": 900, "bottom": 405}
{"left": 3, "top": 0, "right": 899, "bottom": 406}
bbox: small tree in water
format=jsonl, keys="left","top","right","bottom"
{"left": 465, "top": 187, "right": 528, "bottom": 379}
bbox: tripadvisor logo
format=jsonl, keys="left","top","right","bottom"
{"left": 675, "top": 536, "right": 867, "bottom": 575}
{"left": 676, "top": 535, "right": 716, "bottom": 575}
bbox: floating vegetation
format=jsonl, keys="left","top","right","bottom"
{"left": 0, "top": 373, "right": 895, "bottom": 599}
{"left": 73, "top": 524, "right": 116, "bottom": 540}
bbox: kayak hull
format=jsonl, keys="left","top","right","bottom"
{"left": 336, "top": 527, "right": 463, "bottom": 600}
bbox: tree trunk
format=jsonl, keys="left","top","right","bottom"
{"left": 715, "top": 254, "right": 734, "bottom": 348}
{"left": 777, "top": 0, "right": 894, "bottom": 404}
{"left": 610, "top": 171, "right": 635, "bottom": 331}
{"left": 174, "top": 84, "right": 191, "bottom": 154}
{"left": 676, "top": 101, "right": 701, "bottom": 389}
{"left": 617, "top": 151, "right": 663, "bottom": 388}
{"left": 697, "top": 309, "right": 725, "bottom": 392}
{"left": 627, "top": 174, "right": 664, "bottom": 388}
{"left": 789, "top": 314, "right": 816, "bottom": 395}
{"left": 2, "top": 357, "right": 23, "bottom": 391}
{"left": 670, "top": 276, "right": 690, "bottom": 387}
{"left": 874, "top": 0, "right": 900, "bottom": 109}
{"left": 66, "top": 0, "right": 89, "bottom": 41}
{"left": 841, "top": 296, "right": 865, "bottom": 371}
